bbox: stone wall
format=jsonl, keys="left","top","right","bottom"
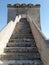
{"left": 27, "top": 16, "right": 49, "bottom": 65}
{"left": 0, "top": 15, "right": 21, "bottom": 54}
{"left": 7, "top": 4, "right": 41, "bottom": 29}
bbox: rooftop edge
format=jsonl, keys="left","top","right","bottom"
{"left": 7, "top": 4, "right": 40, "bottom": 8}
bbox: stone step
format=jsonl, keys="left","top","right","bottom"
{"left": 15, "top": 24, "right": 30, "bottom": 28}
{"left": 8, "top": 59, "right": 43, "bottom": 65}
{"left": 7, "top": 42, "right": 36, "bottom": 47}
{"left": 9, "top": 63, "right": 42, "bottom": 65}
{"left": 18, "top": 22, "right": 30, "bottom": 25}
{"left": 16, "top": 28, "right": 31, "bottom": 31}
{"left": 17, "top": 29, "right": 31, "bottom": 31}
{"left": 19, "top": 24, "right": 30, "bottom": 26}
{"left": 12, "top": 32, "right": 32, "bottom": 35}
{"left": 12, "top": 34, "right": 33, "bottom": 36}
{"left": 9, "top": 39, "right": 34, "bottom": 42}
{"left": 13, "top": 33, "right": 32, "bottom": 36}
{"left": 17, "top": 28, "right": 31, "bottom": 30}
{"left": 11, "top": 35, "right": 32, "bottom": 39}
{"left": 0, "top": 53, "right": 40, "bottom": 60}
{"left": 1, "top": 59, "right": 42, "bottom": 64}
{"left": 18, "top": 21, "right": 28, "bottom": 23}
{"left": 12, "top": 31, "right": 32, "bottom": 34}
{"left": 17, "top": 22, "right": 29, "bottom": 25}
{"left": 15, "top": 22, "right": 30, "bottom": 25}
{"left": 11, "top": 36, "right": 33, "bottom": 39}
{"left": 17, "top": 27, "right": 30, "bottom": 29}
{"left": 16, "top": 29, "right": 31, "bottom": 31}
{"left": 9, "top": 59, "right": 43, "bottom": 65}
{"left": 14, "top": 31, "right": 32, "bottom": 34}
{"left": 16, "top": 26, "right": 31, "bottom": 29}
{"left": 4, "top": 47, "right": 38, "bottom": 53}
{"left": 20, "top": 18, "right": 27, "bottom": 21}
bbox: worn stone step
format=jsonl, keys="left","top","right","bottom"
{"left": 17, "top": 28, "right": 31, "bottom": 30}
{"left": 15, "top": 31, "right": 31, "bottom": 34}
{"left": 19, "top": 24, "right": 30, "bottom": 26}
{"left": 18, "top": 27, "right": 31, "bottom": 29}
{"left": 11, "top": 36, "right": 33, "bottom": 39}
{"left": 18, "top": 22, "right": 30, "bottom": 24}
{"left": 4, "top": 47, "right": 38, "bottom": 53}
{"left": 0, "top": 53, "right": 40, "bottom": 60}
{"left": 9, "top": 39, "right": 34, "bottom": 42}
{"left": 7, "top": 42, "right": 36, "bottom": 47}
{"left": 12, "top": 31, "right": 32, "bottom": 35}
{"left": 9, "top": 60, "right": 43, "bottom": 65}
{"left": 11, "top": 23, "right": 31, "bottom": 30}
{"left": 7, "top": 39, "right": 36, "bottom": 44}
{"left": 11, "top": 35, "right": 33, "bottom": 38}
{"left": 18, "top": 24, "right": 30, "bottom": 27}
{"left": 17, "top": 22, "right": 29, "bottom": 26}
{"left": 18, "top": 21, "right": 29, "bottom": 24}
{"left": 11, "top": 37, "right": 33, "bottom": 39}
{"left": 20, "top": 18, "right": 27, "bottom": 21}
{"left": 14, "top": 25, "right": 30, "bottom": 29}
{"left": 13, "top": 30, "right": 32, "bottom": 33}
{"left": 13, "top": 33, "right": 33, "bottom": 37}
{"left": 1, "top": 59, "right": 42, "bottom": 64}
{"left": 16, "top": 28, "right": 31, "bottom": 31}
{"left": 16, "top": 26, "right": 31, "bottom": 29}
{"left": 11, "top": 32, "right": 32, "bottom": 36}
{"left": 7, "top": 59, "right": 43, "bottom": 65}
{"left": 6, "top": 59, "right": 43, "bottom": 65}
{"left": 12, "top": 33, "right": 33, "bottom": 36}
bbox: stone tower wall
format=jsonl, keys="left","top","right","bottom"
{"left": 7, "top": 4, "right": 41, "bottom": 29}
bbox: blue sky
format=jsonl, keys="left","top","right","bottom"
{"left": 0, "top": 0, "right": 49, "bottom": 39}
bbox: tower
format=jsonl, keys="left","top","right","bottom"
{"left": 7, "top": 4, "right": 41, "bottom": 29}
{"left": 0, "top": 4, "right": 49, "bottom": 65}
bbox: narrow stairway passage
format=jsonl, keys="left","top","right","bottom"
{"left": 0, "top": 18, "right": 43, "bottom": 65}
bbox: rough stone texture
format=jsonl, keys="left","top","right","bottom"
{"left": 0, "top": 16, "right": 21, "bottom": 54}
{"left": 0, "top": 4, "right": 48, "bottom": 65}
{"left": 0, "top": 18, "right": 43, "bottom": 65}
{"left": 7, "top": 4, "right": 40, "bottom": 29}
{"left": 28, "top": 16, "right": 49, "bottom": 65}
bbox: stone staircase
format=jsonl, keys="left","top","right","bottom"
{"left": 0, "top": 18, "right": 43, "bottom": 65}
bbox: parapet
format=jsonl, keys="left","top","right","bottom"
{"left": 7, "top": 4, "right": 40, "bottom": 8}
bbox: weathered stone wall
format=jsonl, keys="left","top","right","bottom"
{"left": 7, "top": 5, "right": 41, "bottom": 29}
{"left": 27, "top": 16, "right": 49, "bottom": 65}
{"left": 0, "top": 15, "right": 21, "bottom": 54}
{"left": 0, "top": 15, "right": 21, "bottom": 65}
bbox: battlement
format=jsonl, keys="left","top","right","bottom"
{"left": 7, "top": 4, "right": 40, "bottom": 8}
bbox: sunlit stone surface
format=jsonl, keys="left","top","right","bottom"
{"left": 0, "top": 4, "right": 49, "bottom": 65}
